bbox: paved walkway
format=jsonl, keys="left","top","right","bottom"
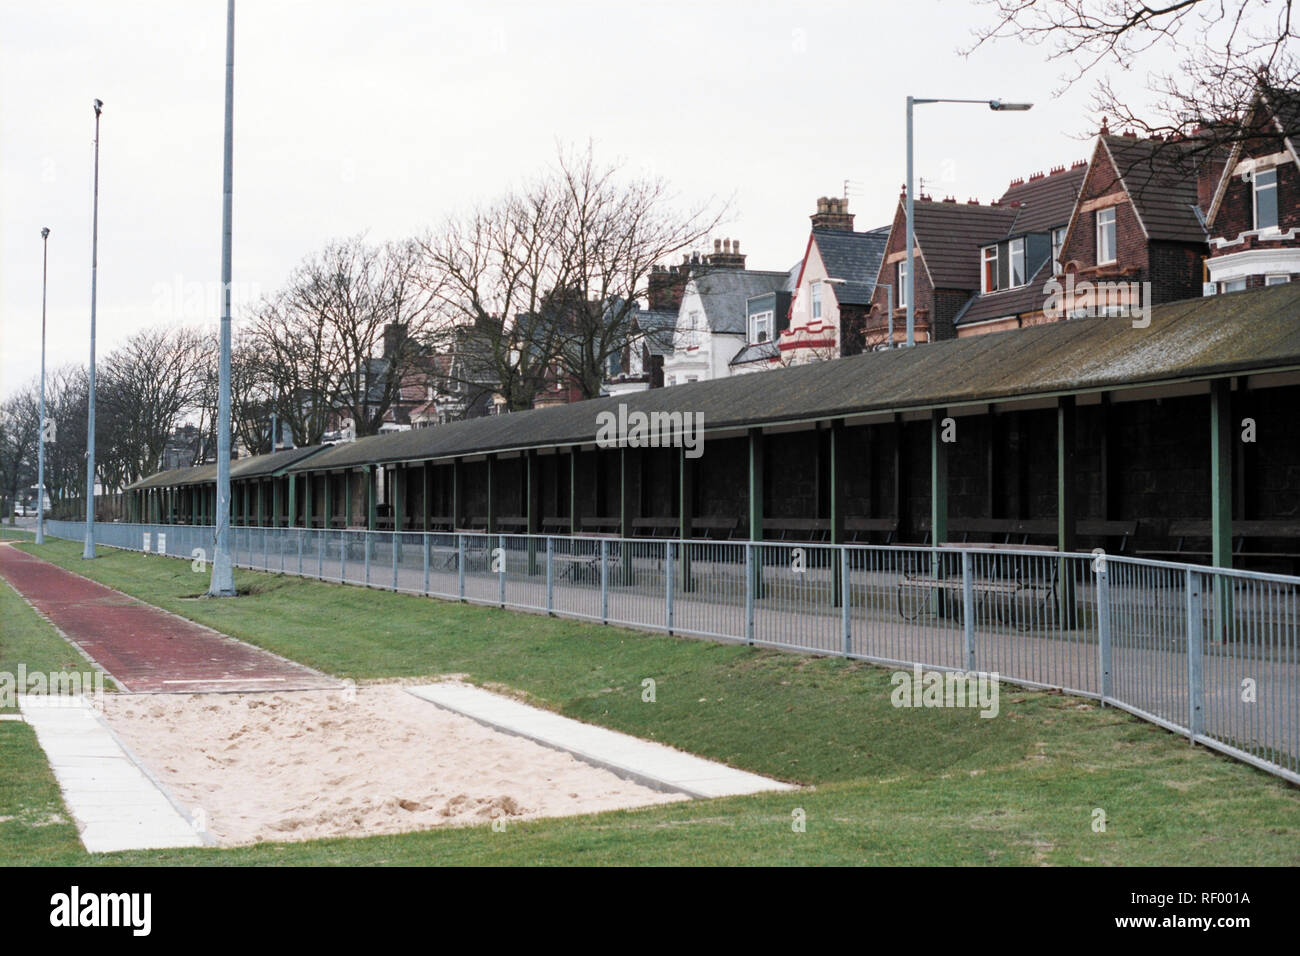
{"left": 407, "top": 682, "right": 795, "bottom": 799}
{"left": 19, "top": 696, "right": 206, "bottom": 852}
{"left": 0, "top": 544, "right": 340, "bottom": 694}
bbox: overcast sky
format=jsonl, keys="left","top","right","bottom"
{"left": 0, "top": 0, "right": 1178, "bottom": 399}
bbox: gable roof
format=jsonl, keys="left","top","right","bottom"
{"left": 688, "top": 268, "right": 791, "bottom": 335}
{"left": 811, "top": 226, "right": 890, "bottom": 305}
{"left": 1100, "top": 134, "right": 1207, "bottom": 244}
{"left": 999, "top": 165, "right": 1087, "bottom": 235}
{"left": 1206, "top": 84, "right": 1300, "bottom": 228}
{"left": 910, "top": 200, "right": 1018, "bottom": 288}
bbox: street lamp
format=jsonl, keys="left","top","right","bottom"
{"left": 36, "top": 227, "right": 49, "bottom": 545}
{"left": 905, "top": 96, "right": 1032, "bottom": 348}
{"left": 210, "top": 0, "right": 236, "bottom": 596}
{"left": 83, "top": 99, "right": 103, "bottom": 560}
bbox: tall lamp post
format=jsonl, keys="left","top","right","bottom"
{"left": 905, "top": 97, "right": 1032, "bottom": 348}
{"left": 210, "top": 0, "right": 236, "bottom": 596}
{"left": 36, "top": 227, "right": 50, "bottom": 545}
{"left": 83, "top": 99, "right": 103, "bottom": 560}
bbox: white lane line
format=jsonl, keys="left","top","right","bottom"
{"left": 19, "top": 696, "right": 207, "bottom": 853}
{"left": 406, "top": 682, "right": 796, "bottom": 800}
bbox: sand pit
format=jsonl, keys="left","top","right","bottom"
{"left": 100, "top": 684, "right": 687, "bottom": 846}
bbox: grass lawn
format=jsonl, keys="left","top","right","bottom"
{"left": 5, "top": 535, "right": 1300, "bottom": 866}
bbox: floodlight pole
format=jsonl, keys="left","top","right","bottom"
{"left": 210, "top": 0, "right": 236, "bottom": 597}
{"left": 83, "top": 100, "right": 103, "bottom": 560}
{"left": 36, "top": 227, "right": 50, "bottom": 544}
{"left": 905, "top": 96, "right": 1032, "bottom": 349}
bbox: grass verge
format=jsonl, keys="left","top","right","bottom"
{"left": 4, "top": 536, "right": 1299, "bottom": 865}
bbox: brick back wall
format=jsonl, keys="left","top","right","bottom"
{"left": 1212, "top": 158, "right": 1300, "bottom": 246}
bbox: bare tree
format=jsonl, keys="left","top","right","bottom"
{"left": 550, "top": 143, "right": 726, "bottom": 399}
{"left": 419, "top": 180, "right": 571, "bottom": 412}
{"left": 966, "top": 0, "right": 1297, "bottom": 146}
{"left": 244, "top": 292, "right": 336, "bottom": 447}
{"left": 0, "top": 384, "right": 39, "bottom": 521}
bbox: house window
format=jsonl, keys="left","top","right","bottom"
{"left": 1096, "top": 208, "right": 1117, "bottom": 265}
{"left": 811, "top": 282, "right": 822, "bottom": 319}
{"left": 1254, "top": 168, "right": 1278, "bottom": 231}
{"left": 981, "top": 246, "right": 998, "bottom": 293}
{"left": 1265, "top": 274, "right": 1290, "bottom": 285}
{"left": 750, "top": 310, "right": 773, "bottom": 343}
{"left": 1009, "top": 237, "right": 1026, "bottom": 287}
{"left": 1051, "top": 226, "right": 1067, "bottom": 274}
{"left": 897, "top": 261, "right": 909, "bottom": 307}
{"left": 1221, "top": 277, "right": 1247, "bottom": 293}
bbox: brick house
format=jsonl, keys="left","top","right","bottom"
{"left": 1202, "top": 85, "right": 1300, "bottom": 292}
{"left": 953, "top": 162, "right": 1088, "bottom": 336}
{"left": 866, "top": 192, "right": 1017, "bottom": 345}
{"left": 1054, "top": 129, "right": 1210, "bottom": 315}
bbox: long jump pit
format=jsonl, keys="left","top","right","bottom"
{"left": 97, "top": 682, "right": 689, "bottom": 847}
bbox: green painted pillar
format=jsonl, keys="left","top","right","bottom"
{"left": 527, "top": 452, "right": 540, "bottom": 574}
{"left": 1058, "top": 395, "right": 1078, "bottom": 628}
{"left": 619, "top": 447, "right": 636, "bottom": 584}
{"left": 485, "top": 457, "right": 495, "bottom": 533}
{"left": 569, "top": 450, "right": 578, "bottom": 535}
{"left": 324, "top": 472, "right": 333, "bottom": 530}
{"left": 256, "top": 480, "right": 265, "bottom": 528}
{"left": 423, "top": 463, "right": 432, "bottom": 533}
{"left": 748, "top": 428, "right": 764, "bottom": 599}
{"left": 345, "top": 471, "right": 353, "bottom": 529}
{"left": 288, "top": 474, "right": 297, "bottom": 528}
{"left": 272, "top": 479, "right": 282, "bottom": 529}
{"left": 930, "top": 409, "right": 948, "bottom": 548}
{"left": 367, "top": 465, "right": 377, "bottom": 532}
{"left": 304, "top": 473, "right": 314, "bottom": 529}
{"left": 452, "top": 459, "right": 464, "bottom": 530}
{"left": 830, "top": 420, "right": 845, "bottom": 607}
{"left": 679, "top": 445, "right": 694, "bottom": 591}
{"left": 242, "top": 481, "right": 250, "bottom": 528}
{"left": 1210, "top": 378, "right": 1234, "bottom": 639}
{"left": 393, "top": 466, "right": 404, "bottom": 532}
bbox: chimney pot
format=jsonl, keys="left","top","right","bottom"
{"left": 714, "top": 239, "right": 722, "bottom": 253}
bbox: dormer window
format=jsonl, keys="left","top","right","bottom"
{"left": 982, "top": 246, "right": 998, "bottom": 293}
{"left": 750, "top": 310, "right": 772, "bottom": 343}
{"left": 1254, "top": 168, "right": 1278, "bottom": 231}
{"left": 1096, "top": 208, "right": 1117, "bottom": 265}
{"left": 1008, "top": 237, "right": 1026, "bottom": 287}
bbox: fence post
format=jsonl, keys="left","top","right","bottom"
{"left": 422, "top": 533, "right": 430, "bottom": 595}
{"left": 744, "top": 542, "right": 754, "bottom": 645}
{"left": 364, "top": 532, "right": 371, "bottom": 587}
{"left": 392, "top": 531, "right": 399, "bottom": 591}
{"left": 600, "top": 538, "right": 609, "bottom": 624}
{"left": 316, "top": 529, "right": 323, "bottom": 580}
{"left": 297, "top": 529, "right": 303, "bottom": 576}
{"left": 840, "top": 546, "right": 851, "bottom": 656}
{"left": 339, "top": 530, "right": 345, "bottom": 583}
{"left": 457, "top": 533, "right": 466, "bottom": 601}
{"left": 665, "top": 541, "right": 675, "bottom": 634}
{"left": 1186, "top": 568, "right": 1205, "bottom": 742}
{"left": 498, "top": 534, "right": 506, "bottom": 607}
{"left": 961, "top": 550, "right": 976, "bottom": 672}
{"left": 546, "top": 537, "right": 554, "bottom": 614}
{"left": 1096, "top": 556, "right": 1112, "bottom": 705}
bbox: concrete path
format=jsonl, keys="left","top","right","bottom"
{"left": 0, "top": 544, "right": 341, "bottom": 693}
{"left": 18, "top": 696, "right": 206, "bottom": 853}
{"left": 407, "top": 682, "right": 795, "bottom": 800}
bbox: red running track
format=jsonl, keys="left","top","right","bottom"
{"left": 0, "top": 544, "right": 341, "bottom": 694}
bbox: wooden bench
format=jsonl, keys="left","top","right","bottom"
{"left": 494, "top": 516, "right": 529, "bottom": 533}
{"left": 632, "top": 517, "right": 679, "bottom": 538}
{"left": 579, "top": 516, "right": 622, "bottom": 536}
{"left": 917, "top": 517, "right": 1138, "bottom": 552}
{"left": 845, "top": 516, "right": 900, "bottom": 544}
{"left": 898, "top": 542, "right": 1059, "bottom": 627}
{"left": 1138, "top": 520, "right": 1300, "bottom": 568}
{"left": 541, "top": 517, "right": 572, "bottom": 535}
{"left": 764, "top": 518, "right": 829, "bottom": 543}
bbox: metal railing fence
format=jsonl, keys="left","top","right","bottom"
{"left": 41, "top": 519, "right": 1300, "bottom": 786}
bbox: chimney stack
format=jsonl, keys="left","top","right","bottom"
{"left": 705, "top": 237, "right": 747, "bottom": 270}
{"left": 810, "top": 195, "right": 855, "bottom": 231}
{"left": 648, "top": 262, "right": 687, "bottom": 312}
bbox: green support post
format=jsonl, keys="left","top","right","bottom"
{"left": 256, "top": 480, "right": 265, "bottom": 528}
{"left": 569, "top": 450, "right": 578, "bottom": 535}
{"left": 830, "top": 420, "right": 845, "bottom": 607}
{"left": 930, "top": 409, "right": 949, "bottom": 616}
{"left": 324, "top": 472, "right": 333, "bottom": 531}
{"left": 423, "top": 463, "right": 432, "bottom": 533}
{"left": 304, "top": 473, "right": 314, "bottom": 529}
{"left": 345, "top": 471, "right": 353, "bottom": 529}
{"left": 272, "top": 479, "right": 282, "bottom": 529}
{"left": 679, "top": 446, "right": 694, "bottom": 591}
{"left": 452, "top": 459, "right": 464, "bottom": 530}
{"left": 1057, "top": 395, "right": 1078, "bottom": 628}
{"left": 367, "top": 465, "right": 377, "bottom": 532}
{"left": 288, "top": 474, "right": 297, "bottom": 528}
{"left": 1210, "top": 378, "right": 1234, "bottom": 639}
{"left": 485, "top": 457, "right": 495, "bottom": 534}
{"left": 242, "top": 481, "right": 250, "bottom": 529}
{"left": 619, "top": 447, "right": 636, "bottom": 585}
{"left": 526, "top": 452, "right": 540, "bottom": 575}
{"left": 748, "top": 427, "right": 764, "bottom": 600}
{"left": 393, "top": 466, "right": 404, "bottom": 532}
